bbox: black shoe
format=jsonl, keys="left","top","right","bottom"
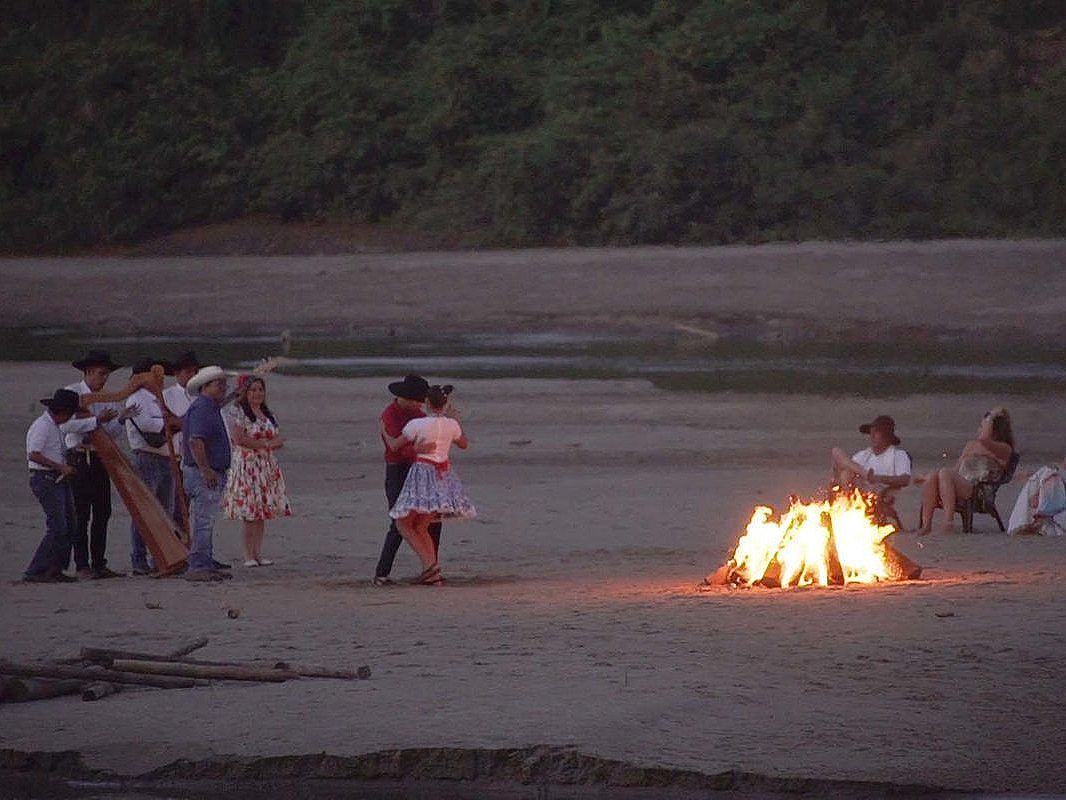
{"left": 22, "top": 573, "right": 55, "bottom": 584}
{"left": 51, "top": 572, "right": 78, "bottom": 583}
{"left": 93, "top": 567, "right": 126, "bottom": 579}
{"left": 211, "top": 559, "right": 232, "bottom": 570}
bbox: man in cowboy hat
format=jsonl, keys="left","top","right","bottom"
{"left": 831, "top": 415, "right": 912, "bottom": 492}
{"left": 24, "top": 389, "right": 113, "bottom": 582}
{"left": 373, "top": 375, "right": 443, "bottom": 585}
{"left": 125, "top": 356, "right": 176, "bottom": 575}
{"left": 65, "top": 349, "right": 137, "bottom": 579}
{"left": 181, "top": 365, "right": 233, "bottom": 581}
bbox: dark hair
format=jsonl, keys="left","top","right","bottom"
{"left": 986, "top": 407, "right": 1014, "bottom": 449}
{"left": 238, "top": 377, "right": 277, "bottom": 425}
{"left": 426, "top": 384, "right": 454, "bottom": 410}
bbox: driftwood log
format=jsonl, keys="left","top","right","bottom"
{"left": 0, "top": 661, "right": 204, "bottom": 689}
{"left": 80, "top": 649, "right": 370, "bottom": 680}
{"left": 109, "top": 659, "right": 294, "bottom": 683}
{"left": 82, "top": 682, "right": 122, "bottom": 702}
{"left": 272, "top": 662, "right": 372, "bottom": 680}
{"left": 0, "top": 678, "right": 85, "bottom": 703}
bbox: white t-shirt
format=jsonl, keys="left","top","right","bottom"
{"left": 402, "top": 415, "right": 463, "bottom": 463}
{"left": 163, "top": 382, "right": 195, "bottom": 455}
{"left": 125, "top": 387, "right": 168, "bottom": 455}
{"left": 64, "top": 379, "right": 123, "bottom": 449}
{"left": 27, "top": 412, "right": 96, "bottom": 470}
{"left": 852, "top": 446, "right": 911, "bottom": 478}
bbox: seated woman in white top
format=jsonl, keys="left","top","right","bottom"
{"left": 381, "top": 384, "right": 476, "bottom": 585}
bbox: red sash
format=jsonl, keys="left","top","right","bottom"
{"left": 416, "top": 457, "right": 450, "bottom": 477}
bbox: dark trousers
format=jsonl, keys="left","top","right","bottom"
{"left": 374, "top": 462, "right": 442, "bottom": 578}
{"left": 26, "top": 471, "right": 76, "bottom": 577}
{"left": 69, "top": 451, "right": 111, "bottom": 571}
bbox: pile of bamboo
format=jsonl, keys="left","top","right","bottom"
{"left": 0, "top": 638, "right": 370, "bottom": 704}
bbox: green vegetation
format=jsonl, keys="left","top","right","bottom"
{"left": 3, "top": 1, "right": 1064, "bottom": 250}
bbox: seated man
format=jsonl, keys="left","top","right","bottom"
{"left": 831, "top": 415, "right": 912, "bottom": 499}
{"left": 1007, "top": 457, "right": 1066, "bottom": 536}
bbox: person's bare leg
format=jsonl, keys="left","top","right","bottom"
{"left": 253, "top": 520, "right": 267, "bottom": 563}
{"left": 936, "top": 468, "right": 960, "bottom": 532}
{"left": 397, "top": 514, "right": 436, "bottom": 570}
{"left": 242, "top": 521, "right": 256, "bottom": 563}
{"left": 917, "top": 472, "right": 939, "bottom": 534}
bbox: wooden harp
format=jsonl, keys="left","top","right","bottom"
{"left": 81, "top": 367, "right": 189, "bottom": 576}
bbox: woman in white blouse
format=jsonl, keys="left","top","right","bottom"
{"left": 382, "top": 385, "right": 475, "bottom": 585}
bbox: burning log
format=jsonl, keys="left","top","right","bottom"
{"left": 882, "top": 539, "right": 922, "bottom": 581}
{"left": 704, "top": 489, "right": 922, "bottom": 589}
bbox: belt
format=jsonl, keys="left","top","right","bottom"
{"left": 30, "top": 468, "right": 60, "bottom": 476}
{"left": 416, "top": 457, "right": 450, "bottom": 477}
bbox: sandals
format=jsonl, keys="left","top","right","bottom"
{"left": 417, "top": 563, "right": 445, "bottom": 586}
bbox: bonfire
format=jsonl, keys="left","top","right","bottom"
{"left": 705, "top": 489, "right": 921, "bottom": 589}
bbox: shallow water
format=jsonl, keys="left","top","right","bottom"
{"left": 3, "top": 327, "right": 1065, "bottom": 397}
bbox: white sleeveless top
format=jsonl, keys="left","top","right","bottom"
{"left": 402, "top": 415, "right": 462, "bottom": 463}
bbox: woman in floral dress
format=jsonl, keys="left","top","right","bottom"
{"left": 222, "top": 376, "right": 291, "bottom": 566}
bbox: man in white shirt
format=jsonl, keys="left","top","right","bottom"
{"left": 65, "top": 349, "right": 136, "bottom": 578}
{"left": 25, "top": 389, "right": 107, "bottom": 582}
{"left": 126, "top": 357, "right": 176, "bottom": 575}
{"left": 831, "top": 415, "right": 912, "bottom": 493}
{"left": 162, "top": 351, "right": 199, "bottom": 529}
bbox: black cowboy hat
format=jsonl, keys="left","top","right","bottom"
{"left": 388, "top": 374, "right": 430, "bottom": 401}
{"left": 72, "top": 349, "right": 121, "bottom": 372}
{"left": 859, "top": 415, "right": 901, "bottom": 446}
{"left": 171, "top": 350, "right": 200, "bottom": 371}
{"left": 40, "top": 388, "right": 80, "bottom": 413}
{"left": 130, "top": 356, "right": 174, "bottom": 376}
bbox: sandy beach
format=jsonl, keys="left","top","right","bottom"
{"left": 2, "top": 242, "right": 1066, "bottom": 794}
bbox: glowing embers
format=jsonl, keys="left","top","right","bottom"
{"left": 705, "top": 489, "right": 921, "bottom": 589}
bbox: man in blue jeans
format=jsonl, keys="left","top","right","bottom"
{"left": 24, "top": 389, "right": 106, "bottom": 583}
{"left": 181, "top": 365, "right": 233, "bottom": 582}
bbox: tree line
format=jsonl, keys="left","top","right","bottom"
{"left": 2, "top": 0, "right": 1064, "bottom": 251}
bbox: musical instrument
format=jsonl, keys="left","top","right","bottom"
{"left": 79, "top": 366, "right": 189, "bottom": 575}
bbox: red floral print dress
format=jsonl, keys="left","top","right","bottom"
{"left": 222, "top": 413, "right": 292, "bottom": 521}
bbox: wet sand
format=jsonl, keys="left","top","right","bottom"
{"left": 3, "top": 240, "right": 1066, "bottom": 346}
{"left": 2, "top": 361, "right": 1065, "bottom": 793}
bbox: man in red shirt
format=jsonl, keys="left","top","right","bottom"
{"left": 373, "top": 375, "right": 442, "bottom": 585}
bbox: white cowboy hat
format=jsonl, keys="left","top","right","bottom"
{"left": 187, "top": 365, "right": 229, "bottom": 393}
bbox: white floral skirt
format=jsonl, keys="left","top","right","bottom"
{"left": 389, "top": 462, "right": 477, "bottom": 520}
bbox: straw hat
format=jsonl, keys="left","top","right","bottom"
{"left": 187, "top": 365, "right": 228, "bottom": 393}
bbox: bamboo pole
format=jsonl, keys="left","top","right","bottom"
{"left": 109, "top": 659, "right": 294, "bottom": 682}
{"left": 0, "top": 661, "right": 204, "bottom": 689}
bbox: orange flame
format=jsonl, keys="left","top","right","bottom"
{"left": 726, "top": 490, "right": 897, "bottom": 588}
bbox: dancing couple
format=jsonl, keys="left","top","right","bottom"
{"left": 374, "top": 375, "right": 476, "bottom": 586}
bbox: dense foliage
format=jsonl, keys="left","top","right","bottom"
{"left": 3, "top": 0, "right": 1064, "bottom": 250}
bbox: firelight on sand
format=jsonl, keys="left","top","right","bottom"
{"left": 705, "top": 490, "right": 921, "bottom": 589}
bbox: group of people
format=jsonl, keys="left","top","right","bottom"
{"left": 23, "top": 350, "right": 293, "bottom": 583}
{"left": 828, "top": 408, "right": 1039, "bottom": 534}
{"left": 27, "top": 353, "right": 1058, "bottom": 585}
{"left": 24, "top": 355, "right": 476, "bottom": 586}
